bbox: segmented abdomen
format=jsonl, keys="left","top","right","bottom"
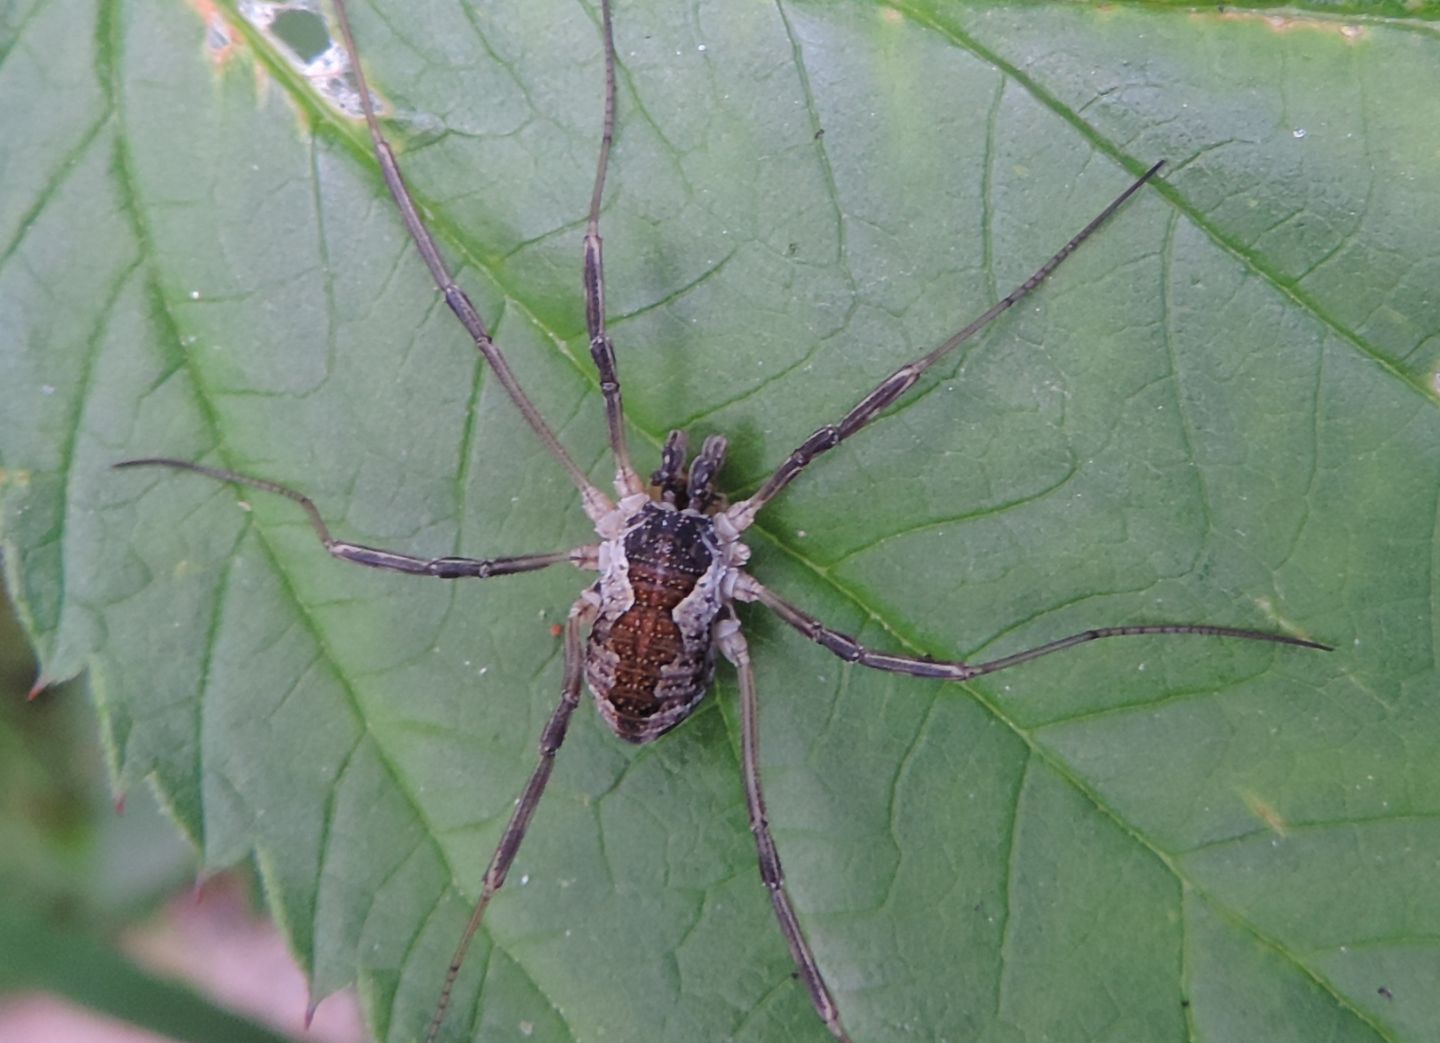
{"left": 586, "top": 504, "right": 722, "bottom": 744}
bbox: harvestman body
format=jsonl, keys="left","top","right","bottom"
{"left": 117, "top": 2, "right": 1331, "bottom": 1040}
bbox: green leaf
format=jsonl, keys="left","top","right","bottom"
{"left": 0, "top": 589, "right": 280, "bottom": 1040}
{"left": 3, "top": 1, "right": 1437, "bottom": 1041}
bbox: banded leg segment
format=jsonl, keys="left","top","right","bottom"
{"left": 716, "top": 613, "right": 854, "bottom": 1043}
{"left": 743, "top": 578, "right": 1331, "bottom": 682}
{"left": 426, "top": 598, "right": 595, "bottom": 1043}
{"left": 726, "top": 161, "right": 1166, "bottom": 532}
{"left": 584, "top": 0, "right": 643, "bottom": 497}
{"left": 328, "top": 0, "right": 613, "bottom": 521}
{"left": 114, "top": 459, "right": 597, "bottom": 579}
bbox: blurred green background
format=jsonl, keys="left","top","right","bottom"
{"left": 0, "top": 580, "right": 308, "bottom": 1043}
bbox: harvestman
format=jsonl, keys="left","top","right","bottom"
{"left": 117, "top": 1, "right": 1331, "bottom": 1039}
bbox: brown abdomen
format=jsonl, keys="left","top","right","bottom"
{"left": 586, "top": 505, "right": 720, "bottom": 744}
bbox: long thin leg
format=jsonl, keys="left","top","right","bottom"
{"left": 583, "top": 0, "right": 642, "bottom": 497}
{"left": 426, "top": 597, "right": 595, "bottom": 1043}
{"left": 328, "top": 0, "right": 613, "bottom": 522}
{"left": 114, "top": 459, "right": 597, "bottom": 578}
{"left": 725, "top": 161, "right": 1166, "bottom": 533}
{"left": 715, "top": 612, "right": 854, "bottom": 1043}
{"left": 741, "top": 577, "right": 1330, "bottom": 682}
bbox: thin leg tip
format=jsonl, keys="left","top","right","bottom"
{"left": 113, "top": 457, "right": 180, "bottom": 472}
